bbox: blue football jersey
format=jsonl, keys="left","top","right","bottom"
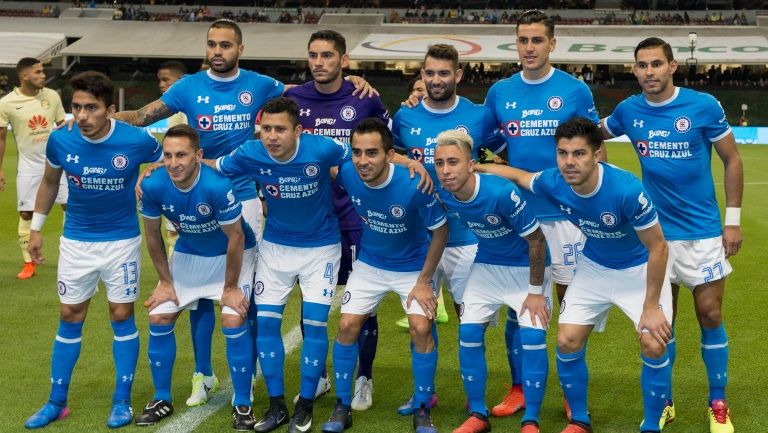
{"left": 484, "top": 68, "right": 599, "bottom": 221}
{"left": 336, "top": 162, "right": 447, "bottom": 272}
{"left": 216, "top": 134, "right": 350, "bottom": 247}
{"left": 604, "top": 87, "right": 731, "bottom": 241}
{"left": 531, "top": 163, "right": 659, "bottom": 269}
{"left": 140, "top": 165, "right": 257, "bottom": 257}
{"left": 392, "top": 97, "right": 504, "bottom": 247}
{"left": 438, "top": 174, "right": 545, "bottom": 267}
{"left": 162, "top": 69, "right": 285, "bottom": 201}
{"left": 46, "top": 119, "right": 162, "bottom": 241}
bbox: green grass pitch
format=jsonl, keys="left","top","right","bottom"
{"left": 0, "top": 135, "right": 765, "bottom": 433}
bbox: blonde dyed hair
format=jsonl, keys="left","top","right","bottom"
{"left": 436, "top": 129, "right": 474, "bottom": 159}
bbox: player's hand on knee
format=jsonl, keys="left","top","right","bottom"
{"left": 521, "top": 294, "right": 549, "bottom": 329}
{"left": 221, "top": 287, "right": 249, "bottom": 318}
{"left": 722, "top": 225, "right": 742, "bottom": 258}
{"left": 144, "top": 280, "right": 179, "bottom": 312}
{"left": 407, "top": 161, "right": 433, "bottom": 193}
{"left": 407, "top": 281, "right": 436, "bottom": 320}
{"left": 135, "top": 162, "right": 164, "bottom": 200}
{"left": 28, "top": 232, "right": 44, "bottom": 264}
{"left": 348, "top": 75, "right": 379, "bottom": 98}
{"left": 637, "top": 306, "right": 671, "bottom": 347}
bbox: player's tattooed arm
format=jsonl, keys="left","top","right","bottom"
{"left": 521, "top": 227, "right": 549, "bottom": 328}
{"left": 713, "top": 132, "right": 744, "bottom": 257}
{"left": 407, "top": 222, "right": 448, "bottom": 320}
{"left": 636, "top": 222, "right": 672, "bottom": 346}
{"left": 473, "top": 163, "right": 534, "bottom": 191}
{"left": 114, "top": 99, "right": 173, "bottom": 126}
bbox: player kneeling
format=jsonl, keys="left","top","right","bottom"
{"left": 135, "top": 125, "right": 258, "bottom": 430}
{"left": 321, "top": 119, "right": 448, "bottom": 433}
{"left": 434, "top": 130, "right": 552, "bottom": 433}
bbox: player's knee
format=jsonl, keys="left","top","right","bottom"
{"left": 19, "top": 211, "right": 33, "bottom": 220}
{"left": 640, "top": 337, "right": 666, "bottom": 359}
{"left": 221, "top": 313, "right": 245, "bottom": 329}
{"left": 149, "top": 313, "right": 176, "bottom": 325}
{"left": 59, "top": 302, "right": 88, "bottom": 322}
{"left": 108, "top": 302, "right": 135, "bottom": 322}
{"left": 697, "top": 306, "right": 723, "bottom": 328}
{"left": 409, "top": 317, "right": 434, "bottom": 351}
{"left": 337, "top": 314, "right": 364, "bottom": 344}
{"left": 556, "top": 331, "right": 585, "bottom": 353}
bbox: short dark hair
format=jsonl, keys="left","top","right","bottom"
{"left": 158, "top": 60, "right": 187, "bottom": 77}
{"left": 163, "top": 124, "right": 200, "bottom": 151}
{"left": 209, "top": 19, "right": 242, "bottom": 45}
{"left": 352, "top": 118, "right": 394, "bottom": 152}
{"left": 70, "top": 71, "right": 114, "bottom": 107}
{"left": 261, "top": 97, "right": 299, "bottom": 127}
{"left": 516, "top": 9, "right": 555, "bottom": 39}
{"left": 308, "top": 30, "right": 347, "bottom": 55}
{"left": 634, "top": 37, "right": 674, "bottom": 62}
{"left": 425, "top": 43, "right": 459, "bottom": 70}
{"left": 555, "top": 117, "right": 603, "bottom": 152}
{"left": 16, "top": 57, "right": 41, "bottom": 74}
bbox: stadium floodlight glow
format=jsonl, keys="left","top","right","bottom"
{"left": 688, "top": 32, "right": 698, "bottom": 45}
{"left": 686, "top": 32, "right": 698, "bottom": 67}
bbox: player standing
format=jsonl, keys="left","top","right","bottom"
{"left": 24, "top": 71, "right": 163, "bottom": 429}
{"left": 602, "top": 37, "right": 743, "bottom": 433}
{"left": 482, "top": 9, "right": 599, "bottom": 417}
{"left": 320, "top": 118, "right": 447, "bottom": 433}
{"left": 434, "top": 130, "right": 551, "bottom": 433}
{"left": 478, "top": 118, "right": 673, "bottom": 433}
{"left": 135, "top": 125, "right": 258, "bottom": 430}
{"left": 284, "top": 29, "right": 391, "bottom": 411}
{"left": 0, "top": 57, "right": 67, "bottom": 280}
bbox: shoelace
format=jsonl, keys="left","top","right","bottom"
{"left": 712, "top": 404, "right": 728, "bottom": 423}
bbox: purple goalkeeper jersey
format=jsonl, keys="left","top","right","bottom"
{"left": 285, "top": 80, "right": 391, "bottom": 230}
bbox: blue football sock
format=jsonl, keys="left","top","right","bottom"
{"left": 247, "top": 300, "right": 258, "bottom": 371}
{"left": 333, "top": 340, "right": 358, "bottom": 406}
{"left": 356, "top": 314, "right": 378, "bottom": 379}
{"left": 459, "top": 324, "right": 487, "bottom": 415}
{"left": 49, "top": 320, "right": 83, "bottom": 407}
{"left": 667, "top": 322, "right": 676, "bottom": 402}
{"left": 256, "top": 304, "right": 286, "bottom": 397}
{"left": 505, "top": 308, "right": 523, "bottom": 385}
{"left": 189, "top": 298, "right": 215, "bottom": 376}
{"left": 556, "top": 346, "right": 590, "bottom": 426}
{"left": 520, "top": 327, "right": 548, "bottom": 424}
{"left": 701, "top": 324, "right": 729, "bottom": 402}
{"left": 412, "top": 346, "right": 438, "bottom": 408}
{"left": 223, "top": 325, "right": 253, "bottom": 407}
{"left": 640, "top": 352, "right": 671, "bottom": 432}
{"left": 111, "top": 317, "right": 139, "bottom": 403}
{"left": 299, "top": 301, "right": 331, "bottom": 399}
{"left": 148, "top": 323, "right": 176, "bottom": 403}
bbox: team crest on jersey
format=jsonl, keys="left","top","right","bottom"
{"left": 111, "top": 154, "right": 129, "bottom": 170}
{"left": 600, "top": 212, "right": 618, "bottom": 227}
{"left": 342, "top": 290, "right": 351, "bottom": 305}
{"left": 238, "top": 91, "right": 253, "bottom": 106}
{"left": 547, "top": 96, "right": 564, "bottom": 111}
{"left": 505, "top": 121, "right": 520, "bottom": 137}
{"left": 41, "top": 99, "right": 51, "bottom": 109}
{"left": 197, "top": 115, "right": 213, "bottom": 130}
{"left": 304, "top": 163, "right": 320, "bottom": 178}
{"left": 636, "top": 140, "right": 649, "bottom": 157}
{"left": 674, "top": 116, "right": 691, "bottom": 133}
{"left": 559, "top": 299, "right": 566, "bottom": 314}
{"left": 57, "top": 281, "right": 67, "bottom": 295}
{"left": 411, "top": 147, "right": 425, "bottom": 162}
{"left": 485, "top": 214, "right": 501, "bottom": 225}
{"left": 340, "top": 105, "right": 357, "bottom": 121}
{"left": 455, "top": 125, "right": 469, "bottom": 135}
{"left": 264, "top": 184, "right": 280, "bottom": 198}
{"left": 389, "top": 205, "right": 406, "bottom": 219}
{"left": 196, "top": 203, "right": 212, "bottom": 216}
{"left": 254, "top": 281, "right": 265, "bottom": 295}
{"left": 67, "top": 174, "right": 82, "bottom": 188}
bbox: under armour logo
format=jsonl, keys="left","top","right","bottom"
{"left": 560, "top": 205, "right": 572, "bottom": 215}
{"left": 322, "top": 288, "right": 334, "bottom": 297}
{"left": 162, "top": 205, "right": 175, "bottom": 213}
{"left": 505, "top": 101, "right": 517, "bottom": 109}
{"left": 304, "top": 357, "right": 320, "bottom": 367}
{"left": 299, "top": 109, "right": 311, "bottom": 116}
{"left": 633, "top": 119, "right": 644, "bottom": 128}
{"left": 51, "top": 377, "right": 63, "bottom": 385}
{"left": 197, "top": 95, "right": 210, "bottom": 104}
{"left": 66, "top": 154, "right": 79, "bottom": 163}
{"left": 259, "top": 168, "right": 272, "bottom": 175}
{"left": 411, "top": 127, "right": 421, "bottom": 135}
{"left": 121, "top": 374, "right": 134, "bottom": 383}
{"left": 350, "top": 196, "right": 361, "bottom": 206}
